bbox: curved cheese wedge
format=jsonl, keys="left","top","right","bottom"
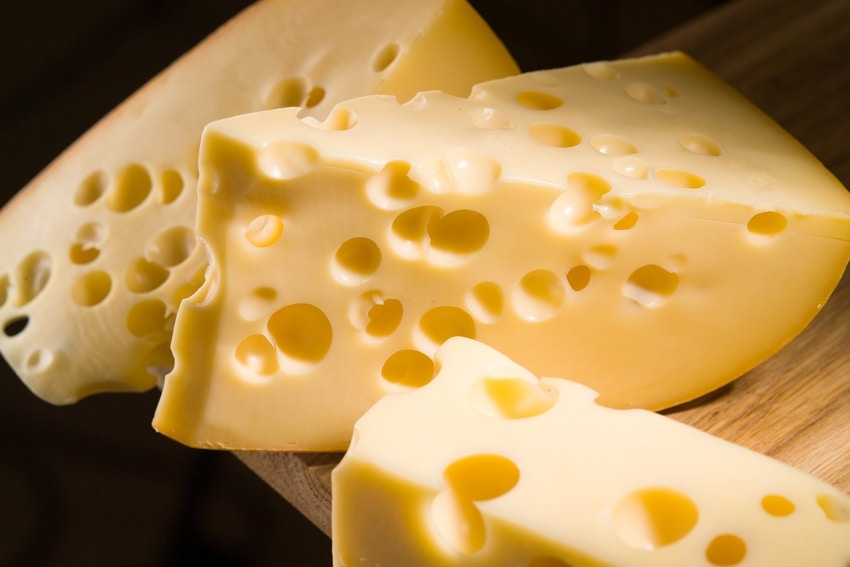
{"left": 0, "top": 0, "right": 518, "bottom": 404}
{"left": 153, "top": 51, "right": 850, "bottom": 450}
{"left": 332, "top": 337, "right": 850, "bottom": 566}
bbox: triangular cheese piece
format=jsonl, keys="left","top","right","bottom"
{"left": 333, "top": 337, "right": 850, "bottom": 566}
{"left": 154, "top": 52, "right": 850, "bottom": 450}
{"left": 0, "top": 0, "right": 518, "bottom": 404}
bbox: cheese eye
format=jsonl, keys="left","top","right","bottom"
{"left": 612, "top": 487, "right": 699, "bottom": 550}
{"left": 471, "top": 375, "right": 558, "bottom": 420}
{"left": 107, "top": 164, "right": 152, "bottom": 213}
{"left": 74, "top": 170, "right": 108, "bottom": 207}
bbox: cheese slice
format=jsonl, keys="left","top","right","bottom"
{"left": 153, "top": 51, "right": 850, "bottom": 450}
{"left": 0, "top": 0, "right": 518, "bottom": 404}
{"left": 332, "top": 337, "right": 850, "bottom": 566}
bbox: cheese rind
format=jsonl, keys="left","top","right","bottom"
{"left": 332, "top": 337, "right": 850, "bottom": 566}
{"left": 0, "top": 0, "right": 518, "bottom": 404}
{"left": 153, "top": 52, "right": 850, "bottom": 450}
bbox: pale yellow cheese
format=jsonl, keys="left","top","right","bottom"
{"left": 153, "top": 52, "right": 850, "bottom": 450}
{"left": 0, "top": 0, "right": 518, "bottom": 404}
{"left": 332, "top": 337, "right": 850, "bottom": 566}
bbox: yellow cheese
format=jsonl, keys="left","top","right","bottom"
{"left": 332, "top": 337, "right": 850, "bottom": 566}
{"left": 153, "top": 52, "right": 850, "bottom": 450}
{"left": 0, "top": 0, "right": 518, "bottom": 404}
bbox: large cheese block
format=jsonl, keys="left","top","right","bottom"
{"left": 152, "top": 51, "right": 850, "bottom": 450}
{"left": 332, "top": 337, "right": 850, "bottom": 566}
{"left": 0, "top": 0, "right": 518, "bottom": 404}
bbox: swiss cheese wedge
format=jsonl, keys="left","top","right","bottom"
{"left": 0, "top": 0, "right": 518, "bottom": 404}
{"left": 153, "top": 52, "right": 850, "bottom": 450}
{"left": 333, "top": 337, "right": 850, "bottom": 566}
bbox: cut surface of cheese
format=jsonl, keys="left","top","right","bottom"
{"left": 332, "top": 337, "right": 850, "bottom": 567}
{"left": 0, "top": 0, "right": 518, "bottom": 404}
{"left": 153, "top": 51, "right": 850, "bottom": 450}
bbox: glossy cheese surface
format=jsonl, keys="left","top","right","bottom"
{"left": 0, "top": 0, "right": 518, "bottom": 404}
{"left": 332, "top": 337, "right": 850, "bottom": 567}
{"left": 153, "top": 52, "right": 850, "bottom": 450}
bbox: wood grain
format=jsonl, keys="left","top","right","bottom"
{"left": 238, "top": 0, "right": 850, "bottom": 536}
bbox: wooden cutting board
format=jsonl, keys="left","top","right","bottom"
{"left": 237, "top": 0, "right": 850, "bottom": 537}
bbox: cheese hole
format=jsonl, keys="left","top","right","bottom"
{"left": 258, "top": 140, "right": 319, "bottom": 180}
{"left": 125, "top": 258, "right": 169, "bottom": 293}
{"left": 655, "top": 169, "right": 705, "bottom": 189}
{"left": 0, "top": 274, "right": 8, "bottom": 308}
{"left": 159, "top": 169, "right": 185, "bottom": 204}
{"left": 108, "top": 164, "right": 152, "bottom": 212}
{"left": 70, "top": 222, "right": 106, "bottom": 264}
{"left": 3, "top": 316, "right": 29, "bottom": 337}
{"left": 705, "top": 534, "right": 747, "bottom": 566}
{"left": 416, "top": 306, "right": 476, "bottom": 353}
{"left": 304, "top": 86, "right": 325, "bottom": 108}
{"left": 333, "top": 237, "right": 382, "bottom": 285}
{"left": 624, "top": 265, "right": 679, "bottom": 308}
{"left": 267, "top": 304, "right": 332, "bottom": 371}
{"left": 238, "top": 287, "right": 278, "bottom": 322}
{"left": 364, "top": 297, "right": 403, "bottom": 338}
{"left": 428, "top": 210, "right": 490, "bottom": 264}
{"left": 189, "top": 262, "right": 218, "bottom": 307}
{"left": 747, "top": 211, "right": 787, "bottom": 236}
{"left": 679, "top": 133, "right": 722, "bottom": 156}
{"left": 472, "top": 375, "right": 558, "bottom": 419}
{"left": 761, "top": 494, "right": 795, "bottom": 517}
{"left": 371, "top": 42, "right": 399, "bottom": 73}
{"left": 127, "top": 299, "right": 169, "bottom": 337}
{"left": 265, "top": 77, "right": 311, "bottom": 108}
{"left": 466, "top": 282, "right": 504, "bottom": 323}
{"left": 72, "top": 271, "right": 111, "bottom": 307}
{"left": 582, "top": 244, "right": 618, "bottom": 270}
{"left": 303, "top": 106, "right": 358, "bottom": 131}
{"left": 75, "top": 222, "right": 106, "bottom": 247}
{"left": 612, "top": 487, "right": 699, "bottom": 550}
{"left": 626, "top": 81, "right": 669, "bottom": 105}
{"left": 591, "top": 134, "right": 637, "bottom": 156}
{"left": 235, "top": 334, "right": 279, "bottom": 377}
{"left": 470, "top": 107, "right": 514, "bottom": 130}
{"left": 444, "top": 453, "right": 520, "bottom": 504}
{"left": 381, "top": 350, "right": 434, "bottom": 389}
{"left": 817, "top": 493, "right": 850, "bottom": 522}
{"left": 432, "top": 454, "right": 520, "bottom": 555}
{"left": 583, "top": 61, "right": 620, "bottom": 80}
{"left": 245, "top": 214, "right": 284, "bottom": 247}
{"left": 15, "top": 251, "right": 52, "bottom": 307}
{"left": 390, "top": 206, "right": 443, "bottom": 260}
{"left": 614, "top": 211, "right": 639, "bottom": 230}
{"left": 174, "top": 266, "right": 208, "bottom": 307}
{"left": 516, "top": 90, "right": 564, "bottom": 110}
{"left": 146, "top": 226, "right": 196, "bottom": 267}
{"left": 25, "top": 348, "right": 53, "bottom": 374}
{"left": 566, "top": 265, "right": 591, "bottom": 292}
{"left": 613, "top": 156, "right": 651, "bottom": 179}
{"left": 74, "top": 170, "right": 107, "bottom": 207}
{"left": 143, "top": 342, "right": 174, "bottom": 385}
{"left": 529, "top": 123, "right": 581, "bottom": 148}
{"left": 548, "top": 172, "right": 611, "bottom": 231}
{"left": 431, "top": 491, "right": 485, "bottom": 555}
{"left": 69, "top": 243, "right": 99, "bottom": 265}
{"left": 446, "top": 150, "right": 501, "bottom": 194}
{"left": 514, "top": 269, "right": 566, "bottom": 322}
{"left": 366, "top": 161, "right": 420, "bottom": 210}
